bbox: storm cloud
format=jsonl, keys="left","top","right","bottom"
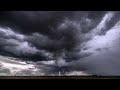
{"left": 0, "top": 11, "right": 120, "bottom": 75}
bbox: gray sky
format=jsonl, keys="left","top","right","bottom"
{"left": 0, "top": 11, "right": 120, "bottom": 76}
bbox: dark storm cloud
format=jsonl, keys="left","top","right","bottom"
{"left": 66, "top": 20, "right": 120, "bottom": 76}
{"left": 1, "top": 11, "right": 120, "bottom": 75}
{"left": 0, "top": 11, "right": 75, "bottom": 35}
{"left": 0, "top": 11, "right": 107, "bottom": 35}
{"left": 0, "top": 27, "right": 53, "bottom": 61}
{"left": 0, "top": 11, "right": 119, "bottom": 61}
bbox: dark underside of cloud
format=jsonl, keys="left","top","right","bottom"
{"left": 0, "top": 11, "right": 120, "bottom": 75}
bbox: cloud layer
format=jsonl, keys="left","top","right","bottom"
{"left": 0, "top": 11, "right": 120, "bottom": 75}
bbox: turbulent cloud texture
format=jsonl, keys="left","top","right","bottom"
{"left": 0, "top": 11, "right": 120, "bottom": 76}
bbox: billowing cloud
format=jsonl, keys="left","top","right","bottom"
{"left": 0, "top": 11, "right": 120, "bottom": 76}
{"left": 0, "top": 27, "right": 53, "bottom": 61}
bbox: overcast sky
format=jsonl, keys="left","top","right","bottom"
{"left": 0, "top": 11, "right": 120, "bottom": 76}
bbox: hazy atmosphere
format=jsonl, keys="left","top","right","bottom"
{"left": 0, "top": 11, "right": 120, "bottom": 76}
